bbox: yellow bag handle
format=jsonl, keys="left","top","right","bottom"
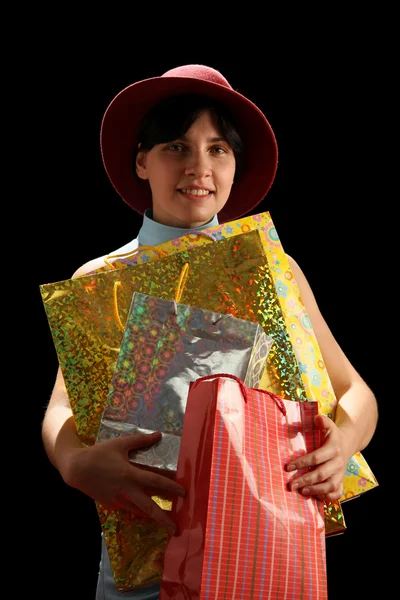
{"left": 113, "top": 261, "right": 190, "bottom": 332}
{"left": 104, "top": 245, "right": 168, "bottom": 270}
{"left": 104, "top": 230, "right": 216, "bottom": 270}
{"left": 111, "top": 231, "right": 217, "bottom": 332}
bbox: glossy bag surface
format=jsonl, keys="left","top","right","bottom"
{"left": 161, "top": 375, "right": 328, "bottom": 600}
{"left": 97, "top": 291, "right": 273, "bottom": 474}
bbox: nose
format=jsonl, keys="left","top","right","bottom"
{"left": 184, "top": 152, "right": 212, "bottom": 178}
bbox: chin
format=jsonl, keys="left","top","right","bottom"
{"left": 154, "top": 203, "right": 218, "bottom": 229}
{"left": 182, "top": 209, "right": 216, "bottom": 229}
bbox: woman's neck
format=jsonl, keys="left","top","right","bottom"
{"left": 137, "top": 209, "right": 219, "bottom": 246}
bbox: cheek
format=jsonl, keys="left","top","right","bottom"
{"left": 219, "top": 161, "right": 236, "bottom": 186}
{"left": 147, "top": 165, "right": 171, "bottom": 191}
{"left": 150, "top": 160, "right": 181, "bottom": 186}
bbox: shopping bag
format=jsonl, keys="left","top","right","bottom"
{"left": 97, "top": 211, "right": 336, "bottom": 412}
{"left": 97, "top": 292, "right": 273, "bottom": 474}
{"left": 160, "top": 374, "right": 328, "bottom": 600}
{"left": 99, "top": 211, "right": 378, "bottom": 514}
{"left": 41, "top": 228, "right": 310, "bottom": 592}
{"left": 40, "top": 228, "right": 304, "bottom": 448}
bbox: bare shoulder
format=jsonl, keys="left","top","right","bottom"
{"left": 285, "top": 252, "right": 366, "bottom": 392}
{"left": 286, "top": 254, "right": 301, "bottom": 275}
{"left": 72, "top": 255, "right": 110, "bottom": 278}
{"left": 286, "top": 253, "right": 305, "bottom": 278}
{"left": 285, "top": 253, "right": 328, "bottom": 338}
{"left": 285, "top": 254, "right": 316, "bottom": 304}
{"left": 72, "top": 238, "right": 139, "bottom": 279}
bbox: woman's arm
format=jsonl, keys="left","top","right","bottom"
{"left": 41, "top": 258, "right": 186, "bottom": 533}
{"left": 285, "top": 256, "right": 378, "bottom": 501}
{"left": 41, "top": 367, "right": 186, "bottom": 534}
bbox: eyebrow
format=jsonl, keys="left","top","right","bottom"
{"left": 179, "top": 135, "right": 227, "bottom": 143}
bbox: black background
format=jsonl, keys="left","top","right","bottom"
{"left": 23, "top": 32, "right": 393, "bottom": 599}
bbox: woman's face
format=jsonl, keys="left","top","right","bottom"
{"left": 136, "top": 110, "right": 236, "bottom": 228}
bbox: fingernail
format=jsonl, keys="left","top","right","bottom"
{"left": 287, "top": 464, "right": 296, "bottom": 472}
{"left": 301, "top": 487, "right": 310, "bottom": 495}
{"left": 291, "top": 482, "right": 299, "bottom": 491}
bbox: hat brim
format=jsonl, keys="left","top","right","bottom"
{"left": 100, "top": 76, "right": 278, "bottom": 223}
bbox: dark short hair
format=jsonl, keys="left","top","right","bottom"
{"left": 135, "top": 93, "right": 244, "bottom": 182}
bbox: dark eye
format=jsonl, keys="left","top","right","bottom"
{"left": 166, "top": 143, "right": 185, "bottom": 152}
{"left": 210, "top": 146, "right": 228, "bottom": 154}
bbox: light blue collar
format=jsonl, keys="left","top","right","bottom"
{"left": 137, "top": 209, "right": 219, "bottom": 246}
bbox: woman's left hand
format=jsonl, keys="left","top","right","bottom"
{"left": 286, "top": 414, "right": 350, "bottom": 503}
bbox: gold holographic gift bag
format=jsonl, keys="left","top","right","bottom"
{"left": 96, "top": 291, "right": 274, "bottom": 474}
{"left": 41, "top": 229, "right": 313, "bottom": 592}
{"left": 40, "top": 228, "right": 305, "bottom": 447}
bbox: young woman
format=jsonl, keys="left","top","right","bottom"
{"left": 41, "top": 64, "right": 378, "bottom": 599}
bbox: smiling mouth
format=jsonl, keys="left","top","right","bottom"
{"left": 179, "top": 188, "right": 214, "bottom": 197}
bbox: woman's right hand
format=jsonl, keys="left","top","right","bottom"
{"left": 59, "top": 431, "right": 186, "bottom": 535}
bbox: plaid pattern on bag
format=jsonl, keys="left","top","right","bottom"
{"left": 161, "top": 375, "right": 328, "bottom": 599}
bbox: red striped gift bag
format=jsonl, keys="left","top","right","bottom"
{"left": 160, "top": 375, "right": 327, "bottom": 600}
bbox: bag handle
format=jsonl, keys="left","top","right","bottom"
{"left": 104, "top": 230, "right": 216, "bottom": 270}
{"left": 111, "top": 231, "right": 217, "bottom": 331}
{"left": 112, "top": 261, "right": 190, "bottom": 332}
{"left": 194, "top": 373, "right": 287, "bottom": 415}
{"left": 104, "top": 245, "right": 169, "bottom": 270}
{"left": 112, "top": 281, "right": 125, "bottom": 332}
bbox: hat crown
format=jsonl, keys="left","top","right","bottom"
{"left": 161, "top": 64, "right": 232, "bottom": 90}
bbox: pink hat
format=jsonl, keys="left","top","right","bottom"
{"left": 100, "top": 64, "right": 278, "bottom": 223}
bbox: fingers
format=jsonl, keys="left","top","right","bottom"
{"left": 106, "top": 461, "right": 186, "bottom": 534}
{"left": 133, "top": 465, "right": 186, "bottom": 498}
{"left": 288, "top": 456, "right": 343, "bottom": 492}
{"left": 286, "top": 413, "right": 346, "bottom": 499}
{"left": 120, "top": 432, "right": 187, "bottom": 496}
{"left": 291, "top": 479, "right": 343, "bottom": 500}
{"left": 314, "top": 413, "right": 334, "bottom": 431}
{"left": 286, "top": 447, "right": 336, "bottom": 479}
{"left": 118, "top": 430, "right": 162, "bottom": 451}
{"left": 94, "top": 431, "right": 186, "bottom": 533}
{"left": 288, "top": 457, "right": 344, "bottom": 501}
{"left": 286, "top": 414, "right": 343, "bottom": 477}
{"left": 125, "top": 459, "right": 186, "bottom": 533}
